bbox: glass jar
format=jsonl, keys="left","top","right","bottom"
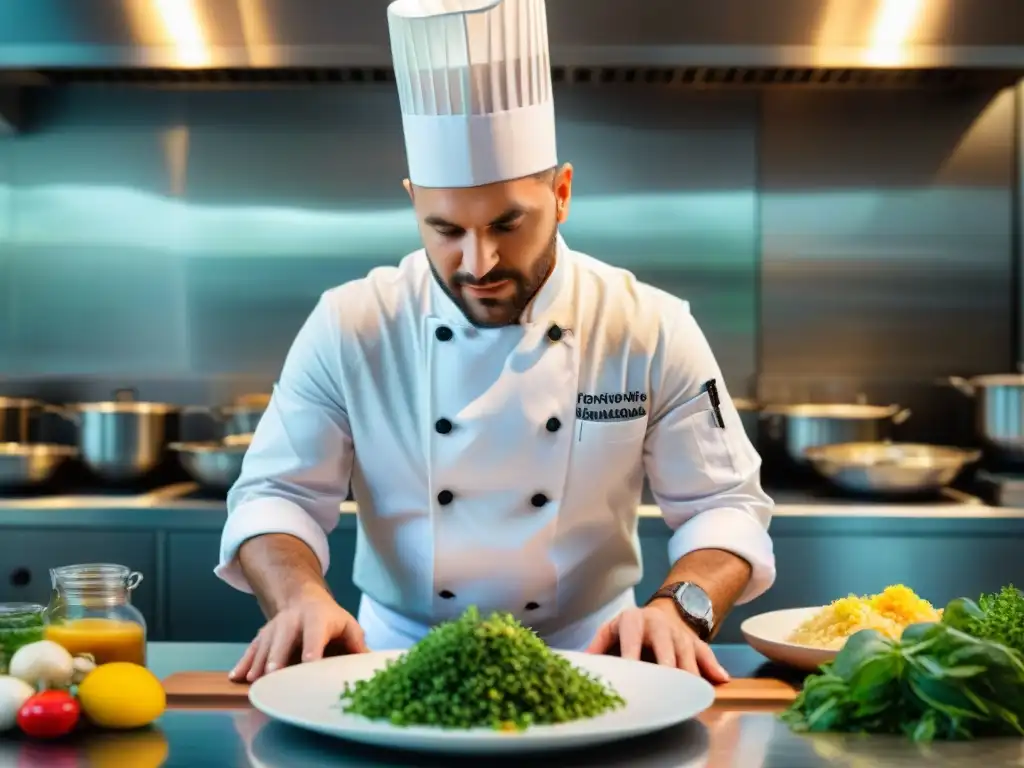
{"left": 44, "top": 564, "right": 147, "bottom": 666}
{"left": 0, "top": 602, "right": 46, "bottom": 674}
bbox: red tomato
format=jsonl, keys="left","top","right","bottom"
{"left": 16, "top": 690, "right": 80, "bottom": 739}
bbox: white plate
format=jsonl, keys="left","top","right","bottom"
{"left": 741, "top": 607, "right": 839, "bottom": 672}
{"left": 248, "top": 650, "right": 715, "bottom": 755}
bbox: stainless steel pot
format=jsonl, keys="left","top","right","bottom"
{"left": 804, "top": 442, "right": 981, "bottom": 495}
{"left": 184, "top": 404, "right": 265, "bottom": 438}
{"left": 948, "top": 374, "right": 1024, "bottom": 462}
{"left": 0, "top": 443, "right": 78, "bottom": 488}
{"left": 733, "top": 398, "right": 759, "bottom": 443}
{"left": 53, "top": 390, "right": 179, "bottom": 482}
{"left": 0, "top": 398, "right": 42, "bottom": 443}
{"left": 760, "top": 403, "right": 912, "bottom": 466}
{"left": 169, "top": 441, "right": 247, "bottom": 490}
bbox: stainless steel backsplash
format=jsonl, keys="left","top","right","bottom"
{"left": 0, "top": 83, "right": 1018, "bottom": 446}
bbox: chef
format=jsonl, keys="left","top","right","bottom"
{"left": 218, "top": 0, "right": 776, "bottom": 684}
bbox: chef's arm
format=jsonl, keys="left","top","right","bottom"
{"left": 643, "top": 300, "right": 776, "bottom": 622}
{"left": 215, "top": 292, "right": 354, "bottom": 611}
{"left": 239, "top": 534, "right": 331, "bottom": 618}
{"left": 653, "top": 549, "right": 753, "bottom": 639}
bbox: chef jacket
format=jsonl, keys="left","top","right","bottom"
{"left": 216, "top": 234, "right": 776, "bottom": 651}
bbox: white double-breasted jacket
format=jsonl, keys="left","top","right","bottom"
{"left": 217, "top": 235, "right": 775, "bottom": 650}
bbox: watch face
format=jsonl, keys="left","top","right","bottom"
{"left": 674, "top": 583, "right": 713, "bottom": 622}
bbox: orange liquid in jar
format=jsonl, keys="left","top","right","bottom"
{"left": 45, "top": 619, "right": 146, "bottom": 666}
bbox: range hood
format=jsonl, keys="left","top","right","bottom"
{"left": 1, "top": 0, "right": 1023, "bottom": 89}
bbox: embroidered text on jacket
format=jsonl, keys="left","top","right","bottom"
{"left": 576, "top": 390, "right": 648, "bottom": 421}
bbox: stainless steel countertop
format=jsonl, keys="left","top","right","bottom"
{"left": 1, "top": 643, "right": 1020, "bottom": 766}
{"left": 1, "top": 481, "right": 1019, "bottom": 518}
{"left": 4, "top": 483, "right": 1024, "bottom": 541}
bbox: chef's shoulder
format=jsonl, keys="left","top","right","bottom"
{"left": 315, "top": 250, "right": 426, "bottom": 341}
{"left": 572, "top": 250, "right": 695, "bottom": 344}
{"left": 572, "top": 252, "right": 713, "bottom": 397}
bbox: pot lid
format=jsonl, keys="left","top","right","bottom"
{"left": 70, "top": 401, "right": 179, "bottom": 414}
{"left": 0, "top": 397, "right": 41, "bottom": 408}
{"left": 168, "top": 441, "right": 248, "bottom": 454}
{"left": 0, "top": 442, "right": 78, "bottom": 457}
{"left": 804, "top": 441, "right": 981, "bottom": 467}
{"left": 760, "top": 403, "right": 901, "bottom": 419}
{"left": 966, "top": 374, "right": 1024, "bottom": 387}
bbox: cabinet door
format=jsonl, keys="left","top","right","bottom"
{"left": 0, "top": 529, "right": 158, "bottom": 634}
{"left": 165, "top": 529, "right": 362, "bottom": 642}
{"left": 166, "top": 533, "right": 266, "bottom": 642}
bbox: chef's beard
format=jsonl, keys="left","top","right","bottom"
{"left": 430, "top": 224, "right": 558, "bottom": 328}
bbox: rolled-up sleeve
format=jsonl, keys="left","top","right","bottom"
{"left": 215, "top": 292, "right": 354, "bottom": 594}
{"left": 643, "top": 298, "right": 775, "bottom": 605}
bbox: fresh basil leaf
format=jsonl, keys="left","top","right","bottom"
{"left": 806, "top": 698, "right": 846, "bottom": 731}
{"left": 847, "top": 653, "right": 902, "bottom": 700}
{"left": 947, "top": 636, "right": 1024, "bottom": 678}
{"left": 942, "top": 598, "right": 986, "bottom": 632}
{"left": 911, "top": 711, "right": 938, "bottom": 742}
{"left": 902, "top": 622, "right": 942, "bottom": 645}
{"left": 908, "top": 672, "right": 985, "bottom": 721}
{"left": 916, "top": 655, "right": 987, "bottom": 680}
{"left": 832, "top": 629, "right": 893, "bottom": 681}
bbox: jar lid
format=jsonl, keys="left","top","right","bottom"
{"left": 0, "top": 603, "right": 45, "bottom": 626}
{"left": 0, "top": 603, "right": 44, "bottom": 616}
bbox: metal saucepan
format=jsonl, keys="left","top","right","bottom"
{"left": 183, "top": 404, "right": 265, "bottom": 439}
{"left": 169, "top": 441, "right": 248, "bottom": 490}
{"left": 804, "top": 442, "right": 982, "bottom": 495}
{"left": 0, "top": 443, "right": 78, "bottom": 488}
{"left": 947, "top": 374, "right": 1024, "bottom": 462}
{"left": 760, "top": 403, "right": 912, "bottom": 467}
{"left": 48, "top": 389, "right": 179, "bottom": 482}
{"left": 0, "top": 397, "right": 43, "bottom": 443}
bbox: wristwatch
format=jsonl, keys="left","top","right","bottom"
{"left": 645, "top": 581, "right": 714, "bottom": 641}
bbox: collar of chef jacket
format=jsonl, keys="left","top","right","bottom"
{"left": 426, "top": 232, "right": 577, "bottom": 347}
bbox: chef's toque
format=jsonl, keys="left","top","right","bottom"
{"left": 386, "top": 0, "right": 558, "bottom": 189}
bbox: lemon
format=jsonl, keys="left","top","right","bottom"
{"left": 78, "top": 662, "right": 166, "bottom": 730}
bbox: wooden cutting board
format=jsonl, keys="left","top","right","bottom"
{"left": 162, "top": 672, "right": 798, "bottom": 708}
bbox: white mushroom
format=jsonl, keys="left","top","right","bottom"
{"left": 0, "top": 675, "right": 35, "bottom": 731}
{"left": 8, "top": 640, "right": 75, "bottom": 690}
{"left": 72, "top": 654, "right": 96, "bottom": 685}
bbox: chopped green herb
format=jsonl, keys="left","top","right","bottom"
{"left": 963, "top": 585, "right": 1024, "bottom": 656}
{"left": 340, "top": 606, "right": 625, "bottom": 731}
{"left": 0, "top": 605, "right": 45, "bottom": 675}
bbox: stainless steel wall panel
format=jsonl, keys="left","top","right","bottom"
{"left": 2, "top": 88, "right": 189, "bottom": 376}
{"left": 169, "top": 86, "right": 758, "bottom": 388}
{"left": 0, "top": 85, "right": 757, "bottom": 403}
{"left": 759, "top": 88, "right": 1016, "bottom": 443}
{"left": 0, "top": 139, "right": 11, "bottom": 367}
{"left": 1017, "top": 79, "right": 1024, "bottom": 367}
{"left": 555, "top": 88, "right": 759, "bottom": 395}
{"left": 178, "top": 87, "right": 418, "bottom": 374}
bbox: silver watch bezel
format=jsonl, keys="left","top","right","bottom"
{"left": 672, "top": 582, "right": 714, "bottom": 632}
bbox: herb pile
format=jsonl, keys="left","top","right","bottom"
{"left": 340, "top": 606, "right": 625, "bottom": 731}
{"left": 963, "top": 585, "right": 1024, "bottom": 655}
{"left": 781, "top": 596, "right": 1024, "bottom": 742}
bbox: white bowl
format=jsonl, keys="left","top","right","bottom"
{"left": 740, "top": 607, "right": 839, "bottom": 672}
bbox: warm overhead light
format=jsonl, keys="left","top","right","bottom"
{"left": 153, "top": 0, "right": 209, "bottom": 67}
{"left": 865, "top": 0, "right": 927, "bottom": 67}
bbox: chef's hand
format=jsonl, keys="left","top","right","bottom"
{"left": 230, "top": 588, "right": 368, "bottom": 682}
{"left": 585, "top": 605, "right": 730, "bottom": 683}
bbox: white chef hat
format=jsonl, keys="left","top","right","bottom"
{"left": 386, "top": 0, "right": 557, "bottom": 189}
